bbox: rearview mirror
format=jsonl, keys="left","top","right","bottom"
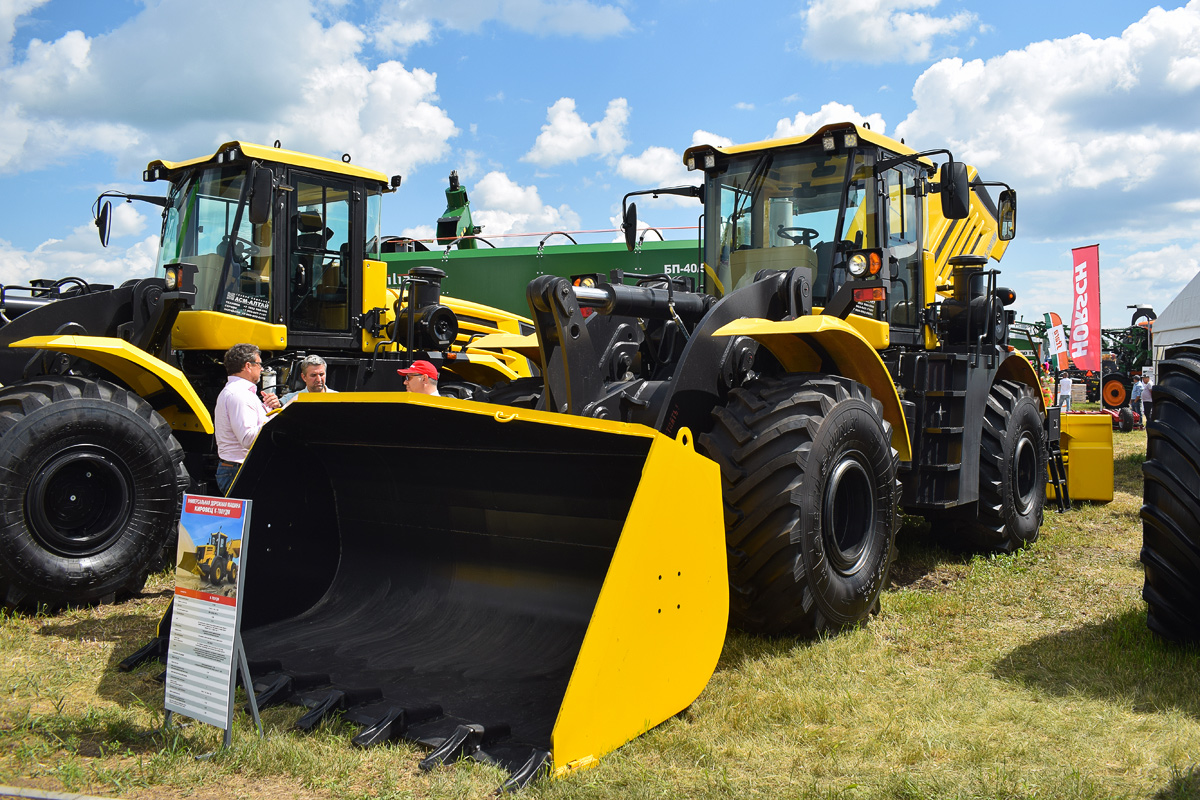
{"left": 248, "top": 164, "right": 274, "bottom": 225}
{"left": 623, "top": 202, "right": 638, "bottom": 252}
{"left": 998, "top": 189, "right": 1017, "bottom": 241}
{"left": 939, "top": 161, "right": 970, "bottom": 220}
{"left": 96, "top": 200, "right": 112, "bottom": 248}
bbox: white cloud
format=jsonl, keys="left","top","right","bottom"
{"left": 692, "top": 130, "right": 733, "bottom": 149}
{"left": 894, "top": 0, "right": 1200, "bottom": 247}
{"left": 800, "top": 0, "right": 976, "bottom": 64}
{"left": 395, "top": 224, "right": 436, "bottom": 246}
{"left": 522, "top": 97, "right": 630, "bottom": 167}
{"left": 107, "top": 201, "right": 148, "bottom": 239}
{"left": 774, "top": 102, "right": 888, "bottom": 138}
{"left": 0, "top": 0, "right": 47, "bottom": 66}
{"left": 616, "top": 146, "right": 691, "bottom": 188}
{"left": 0, "top": 0, "right": 457, "bottom": 178}
{"left": 613, "top": 128, "right": 742, "bottom": 190}
{"left": 471, "top": 172, "right": 581, "bottom": 244}
{"left": 0, "top": 225, "right": 158, "bottom": 288}
{"left": 1015, "top": 244, "right": 1200, "bottom": 330}
{"left": 370, "top": 0, "right": 629, "bottom": 52}
{"left": 373, "top": 17, "right": 434, "bottom": 55}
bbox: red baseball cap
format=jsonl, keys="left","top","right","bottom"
{"left": 397, "top": 360, "right": 439, "bottom": 380}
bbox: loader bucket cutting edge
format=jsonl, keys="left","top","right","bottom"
{"left": 232, "top": 393, "right": 728, "bottom": 780}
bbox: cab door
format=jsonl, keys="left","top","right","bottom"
{"left": 882, "top": 161, "right": 922, "bottom": 345}
{"left": 285, "top": 173, "right": 363, "bottom": 348}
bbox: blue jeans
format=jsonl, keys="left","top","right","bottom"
{"left": 215, "top": 462, "right": 239, "bottom": 495}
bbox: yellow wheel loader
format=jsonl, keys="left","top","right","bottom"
{"left": 110, "top": 125, "right": 1112, "bottom": 788}
{"left": 192, "top": 530, "right": 240, "bottom": 586}
{"left": 0, "top": 142, "right": 531, "bottom": 610}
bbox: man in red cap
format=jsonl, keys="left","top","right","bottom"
{"left": 398, "top": 360, "right": 440, "bottom": 396}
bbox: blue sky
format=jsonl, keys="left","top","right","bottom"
{"left": 1, "top": 0, "right": 1197, "bottom": 329}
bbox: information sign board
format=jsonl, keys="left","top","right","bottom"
{"left": 164, "top": 495, "right": 257, "bottom": 741}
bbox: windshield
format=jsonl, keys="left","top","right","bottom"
{"left": 156, "top": 165, "right": 274, "bottom": 320}
{"left": 704, "top": 149, "right": 877, "bottom": 304}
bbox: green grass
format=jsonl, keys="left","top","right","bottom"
{"left": 2, "top": 427, "right": 1198, "bottom": 799}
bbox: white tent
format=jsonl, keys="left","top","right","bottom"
{"left": 1152, "top": 269, "right": 1200, "bottom": 357}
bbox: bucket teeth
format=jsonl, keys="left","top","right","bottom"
{"left": 294, "top": 687, "right": 383, "bottom": 732}
{"left": 250, "top": 672, "right": 331, "bottom": 712}
{"left": 499, "top": 749, "right": 552, "bottom": 793}
{"left": 249, "top": 674, "right": 294, "bottom": 712}
{"left": 420, "top": 724, "right": 493, "bottom": 770}
{"left": 351, "top": 704, "right": 443, "bottom": 748}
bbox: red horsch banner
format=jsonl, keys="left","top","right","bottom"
{"left": 1070, "top": 245, "right": 1102, "bottom": 372}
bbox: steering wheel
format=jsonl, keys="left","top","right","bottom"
{"left": 777, "top": 226, "right": 820, "bottom": 247}
{"left": 218, "top": 235, "right": 261, "bottom": 264}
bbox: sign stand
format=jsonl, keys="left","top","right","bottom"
{"left": 162, "top": 494, "right": 263, "bottom": 751}
{"left": 164, "top": 633, "right": 262, "bottom": 748}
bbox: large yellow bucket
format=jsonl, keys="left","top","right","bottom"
{"left": 232, "top": 392, "right": 728, "bottom": 785}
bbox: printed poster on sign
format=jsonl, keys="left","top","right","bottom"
{"left": 164, "top": 495, "right": 252, "bottom": 730}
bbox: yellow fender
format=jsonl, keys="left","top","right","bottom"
{"left": 711, "top": 316, "right": 912, "bottom": 462}
{"left": 996, "top": 349, "right": 1046, "bottom": 412}
{"left": 7, "top": 334, "right": 214, "bottom": 434}
{"left": 172, "top": 310, "right": 287, "bottom": 352}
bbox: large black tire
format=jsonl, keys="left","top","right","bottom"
{"left": 1102, "top": 371, "right": 1132, "bottom": 409}
{"left": 1141, "top": 343, "right": 1200, "bottom": 643}
{"left": 0, "top": 377, "right": 189, "bottom": 608}
{"left": 954, "top": 380, "right": 1047, "bottom": 552}
{"left": 699, "top": 374, "right": 900, "bottom": 637}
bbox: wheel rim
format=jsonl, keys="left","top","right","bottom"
{"left": 1104, "top": 380, "right": 1127, "bottom": 407}
{"left": 1012, "top": 434, "right": 1039, "bottom": 515}
{"left": 822, "top": 453, "right": 876, "bottom": 575}
{"left": 25, "top": 445, "right": 135, "bottom": 557}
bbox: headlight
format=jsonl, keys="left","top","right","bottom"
{"left": 164, "top": 267, "right": 179, "bottom": 290}
{"left": 848, "top": 253, "right": 869, "bottom": 277}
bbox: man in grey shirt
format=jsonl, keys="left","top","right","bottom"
{"left": 282, "top": 355, "right": 338, "bottom": 404}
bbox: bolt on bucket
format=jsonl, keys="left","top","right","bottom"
{"left": 231, "top": 392, "right": 728, "bottom": 785}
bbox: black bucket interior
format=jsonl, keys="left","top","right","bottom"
{"left": 233, "top": 399, "right": 652, "bottom": 754}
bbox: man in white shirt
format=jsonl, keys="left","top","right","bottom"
{"left": 1057, "top": 374, "right": 1073, "bottom": 411}
{"left": 281, "top": 354, "right": 338, "bottom": 404}
{"left": 214, "top": 343, "right": 280, "bottom": 494}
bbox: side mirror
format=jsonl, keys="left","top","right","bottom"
{"left": 998, "top": 189, "right": 1017, "bottom": 241}
{"left": 96, "top": 200, "right": 112, "bottom": 247}
{"left": 939, "top": 161, "right": 970, "bottom": 220}
{"left": 623, "top": 202, "right": 638, "bottom": 252}
{"left": 248, "top": 164, "right": 274, "bottom": 225}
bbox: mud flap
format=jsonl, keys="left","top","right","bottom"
{"left": 231, "top": 393, "right": 728, "bottom": 784}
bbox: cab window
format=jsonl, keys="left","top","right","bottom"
{"left": 291, "top": 179, "right": 352, "bottom": 332}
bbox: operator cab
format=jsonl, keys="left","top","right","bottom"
{"left": 688, "top": 127, "right": 924, "bottom": 337}
{"left": 144, "top": 142, "right": 390, "bottom": 350}
{"left": 684, "top": 124, "right": 1011, "bottom": 348}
